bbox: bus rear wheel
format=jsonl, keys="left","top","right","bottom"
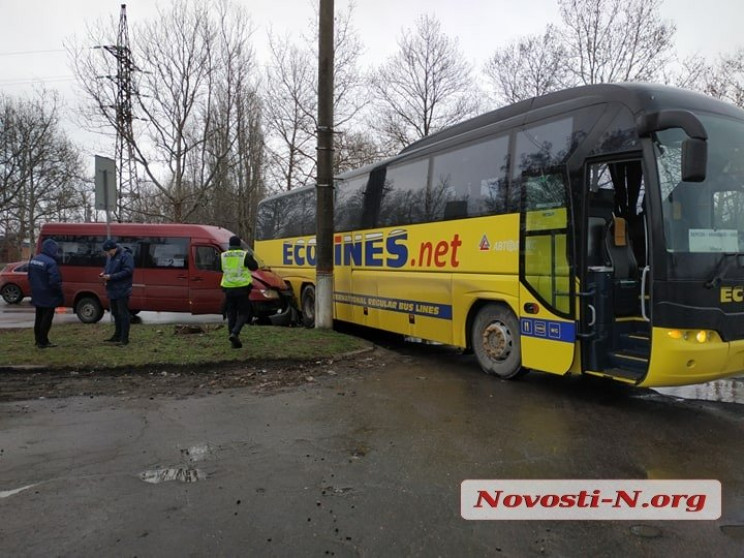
{"left": 301, "top": 285, "right": 315, "bottom": 328}
{"left": 471, "top": 303, "right": 525, "bottom": 379}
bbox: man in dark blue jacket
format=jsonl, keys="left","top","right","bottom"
{"left": 101, "top": 239, "right": 134, "bottom": 345}
{"left": 28, "top": 238, "right": 64, "bottom": 348}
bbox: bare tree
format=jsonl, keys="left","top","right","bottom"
{"left": 661, "top": 48, "right": 744, "bottom": 110}
{"left": 263, "top": 1, "right": 368, "bottom": 192}
{"left": 484, "top": 0, "right": 676, "bottom": 105}
{"left": 558, "top": 0, "right": 675, "bottom": 85}
{"left": 702, "top": 49, "right": 744, "bottom": 108}
{"left": 0, "top": 95, "right": 29, "bottom": 216}
{"left": 369, "top": 14, "right": 479, "bottom": 151}
{"left": 0, "top": 89, "right": 84, "bottom": 254}
{"left": 70, "top": 0, "right": 262, "bottom": 224}
{"left": 662, "top": 54, "right": 711, "bottom": 91}
{"left": 263, "top": 36, "right": 317, "bottom": 192}
{"left": 484, "top": 27, "right": 566, "bottom": 107}
{"left": 333, "top": 130, "right": 388, "bottom": 175}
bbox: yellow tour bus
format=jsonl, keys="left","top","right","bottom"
{"left": 254, "top": 83, "right": 744, "bottom": 388}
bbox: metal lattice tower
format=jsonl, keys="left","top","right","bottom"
{"left": 102, "top": 4, "right": 139, "bottom": 221}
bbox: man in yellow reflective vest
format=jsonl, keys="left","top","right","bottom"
{"left": 221, "top": 235, "right": 258, "bottom": 348}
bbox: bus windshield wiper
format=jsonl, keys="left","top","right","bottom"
{"left": 704, "top": 252, "right": 744, "bottom": 288}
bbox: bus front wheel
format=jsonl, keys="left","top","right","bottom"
{"left": 301, "top": 285, "right": 315, "bottom": 328}
{"left": 471, "top": 304, "right": 526, "bottom": 379}
{"left": 75, "top": 296, "right": 104, "bottom": 324}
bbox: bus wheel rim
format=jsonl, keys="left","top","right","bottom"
{"left": 481, "top": 321, "right": 512, "bottom": 361}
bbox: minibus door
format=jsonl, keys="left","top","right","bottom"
{"left": 143, "top": 237, "right": 190, "bottom": 312}
{"left": 189, "top": 244, "right": 224, "bottom": 315}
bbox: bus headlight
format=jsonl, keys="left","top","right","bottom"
{"left": 667, "top": 329, "right": 713, "bottom": 343}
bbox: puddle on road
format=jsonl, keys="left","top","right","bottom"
{"left": 0, "top": 484, "right": 38, "bottom": 499}
{"left": 140, "top": 467, "right": 206, "bottom": 484}
{"left": 629, "top": 524, "right": 662, "bottom": 538}
{"left": 140, "top": 442, "right": 213, "bottom": 483}
{"left": 181, "top": 443, "right": 212, "bottom": 462}
{"left": 653, "top": 377, "right": 744, "bottom": 405}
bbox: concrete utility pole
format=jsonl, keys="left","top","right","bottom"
{"left": 315, "top": 0, "right": 335, "bottom": 329}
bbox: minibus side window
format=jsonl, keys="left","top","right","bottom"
{"left": 195, "top": 246, "right": 220, "bottom": 272}
{"left": 144, "top": 237, "right": 189, "bottom": 269}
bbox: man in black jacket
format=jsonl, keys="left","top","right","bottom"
{"left": 28, "top": 238, "right": 64, "bottom": 348}
{"left": 101, "top": 239, "right": 135, "bottom": 345}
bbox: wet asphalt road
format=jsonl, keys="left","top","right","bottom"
{"left": 2, "top": 336, "right": 744, "bottom": 557}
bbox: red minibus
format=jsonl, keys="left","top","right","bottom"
{"left": 38, "top": 222, "right": 297, "bottom": 324}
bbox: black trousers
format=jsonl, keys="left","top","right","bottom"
{"left": 34, "top": 306, "right": 56, "bottom": 346}
{"left": 224, "top": 287, "right": 252, "bottom": 336}
{"left": 110, "top": 296, "right": 131, "bottom": 342}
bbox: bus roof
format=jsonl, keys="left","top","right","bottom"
{"left": 399, "top": 82, "right": 744, "bottom": 156}
{"left": 258, "top": 82, "right": 744, "bottom": 200}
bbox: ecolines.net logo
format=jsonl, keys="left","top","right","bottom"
{"left": 282, "top": 229, "right": 463, "bottom": 269}
{"left": 461, "top": 480, "right": 721, "bottom": 520}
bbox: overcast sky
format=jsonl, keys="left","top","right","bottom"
{"left": 1, "top": 0, "right": 744, "bottom": 159}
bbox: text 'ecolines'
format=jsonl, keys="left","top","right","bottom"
{"left": 282, "top": 230, "right": 462, "bottom": 269}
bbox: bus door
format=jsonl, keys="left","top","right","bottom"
{"left": 190, "top": 244, "right": 224, "bottom": 314}
{"left": 520, "top": 173, "right": 576, "bottom": 374}
{"left": 581, "top": 160, "right": 650, "bottom": 383}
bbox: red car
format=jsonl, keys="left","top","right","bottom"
{"left": 0, "top": 260, "right": 31, "bottom": 304}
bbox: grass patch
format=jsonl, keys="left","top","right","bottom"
{"left": 0, "top": 322, "right": 371, "bottom": 370}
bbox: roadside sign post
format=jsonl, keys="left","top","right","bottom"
{"left": 95, "top": 155, "right": 117, "bottom": 238}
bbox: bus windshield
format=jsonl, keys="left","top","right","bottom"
{"left": 656, "top": 114, "right": 744, "bottom": 278}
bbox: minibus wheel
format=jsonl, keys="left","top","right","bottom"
{"left": 75, "top": 296, "right": 104, "bottom": 324}
{"left": 301, "top": 285, "right": 315, "bottom": 328}
{"left": 471, "top": 303, "right": 526, "bottom": 379}
{"left": 1, "top": 283, "right": 23, "bottom": 304}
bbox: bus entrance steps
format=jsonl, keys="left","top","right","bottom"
{"left": 609, "top": 318, "right": 650, "bottom": 379}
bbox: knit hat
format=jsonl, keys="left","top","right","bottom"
{"left": 229, "top": 235, "right": 242, "bottom": 247}
{"left": 102, "top": 239, "right": 117, "bottom": 251}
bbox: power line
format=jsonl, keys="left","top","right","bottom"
{"left": 0, "top": 49, "right": 66, "bottom": 56}
{"left": 0, "top": 76, "right": 75, "bottom": 86}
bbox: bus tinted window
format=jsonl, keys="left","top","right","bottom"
{"left": 514, "top": 118, "right": 574, "bottom": 178}
{"left": 590, "top": 106, "right": 639, "bottom": 155}
{"left": 432, "top": 136, "right": 510, "bottom": 218}
{"left": 255, "top": 198, "right": 287, "bottom": 241}
{"left": 335, "top": 175, "right": 367, "bottom": 231}
{"left": 524, "top": 173, "right": 567, "bottom": 211}
{"left": 283, "top": 189, "right": 316, "bottom": 237}
{"left": 378, "top": 159, "right": 431, "bottom": 227}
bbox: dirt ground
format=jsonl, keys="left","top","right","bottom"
{"left": 0, "top": 347, "right": 386, "bottom": 402}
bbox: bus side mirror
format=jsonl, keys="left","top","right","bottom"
{"left": 682, "top": 137, "right": 707, "bottom": 182}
